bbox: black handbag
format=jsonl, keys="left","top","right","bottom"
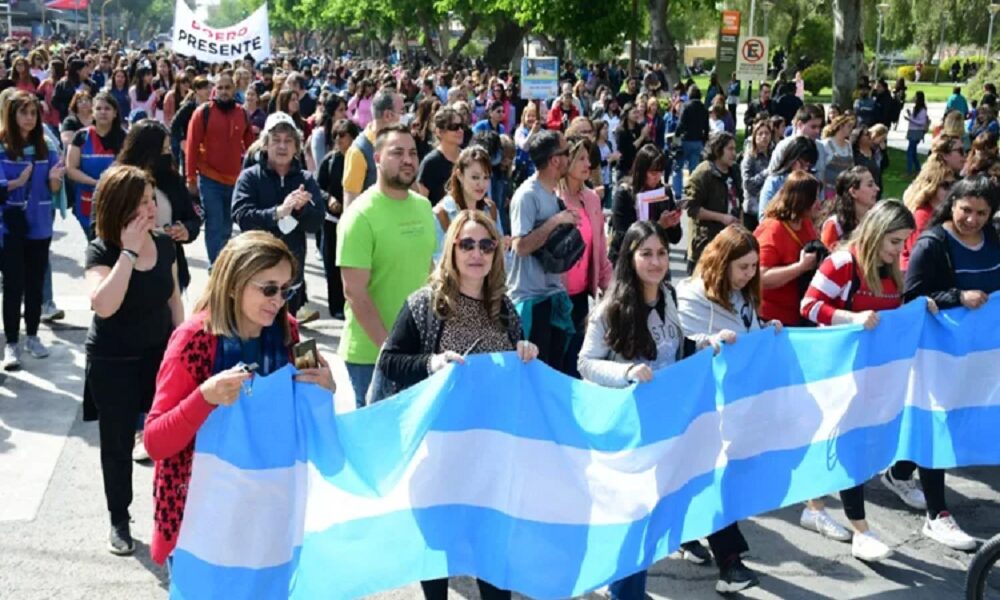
{"left": 533, "top": 199, "right": 586, "bottom": 274}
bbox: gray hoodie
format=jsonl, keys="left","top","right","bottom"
{"left": 676, "top": 277, "right": 764, "bottom": 347}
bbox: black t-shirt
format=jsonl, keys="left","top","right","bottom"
{"left": 71, "top": 126, "right": 126, "bottom": 153}
{"left": 84, "top": 232, "right": 176, "bottom": 358}
{"left": 60, "top": 114, "right": 85, "bottom": 135}
{"left": 417, "top": 148, "right": 454, "bottom": 206}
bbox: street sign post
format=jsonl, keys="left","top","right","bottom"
{"left": 714, "top": 10, "right": 740, "bottom": 84}
{"left": 736, "top": 36, "right": 768, "bottom": 82}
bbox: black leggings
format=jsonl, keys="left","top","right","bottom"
{"left": 2, "top": 220, "right": 50, "bottom": 344}
{"left": 891, "top": 461, "right": 947, "bottom": 517}
{"left": 420, "top": 578, "right": 510, "bottom": 600}
{"left": 322, "top": 219, "right": 344, "bottom": 317}
{"left": 706, "top": 522, "right": 750, "bottom": 567}
{"left": 529, "top": 297, "right": 568, "bottom": 370}
{"left": 561, "top": 292, "right": 590, "bottom": 377}
{"left": 840, "top": 484, "right": 867, "bottom": 521}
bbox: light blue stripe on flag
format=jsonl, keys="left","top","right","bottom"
{"left": 170, "top": 294, "right": 1000, "bottom": 599}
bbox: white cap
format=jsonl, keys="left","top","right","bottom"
{"left": 262, "top": 111, "right": 300, "bottom": 137}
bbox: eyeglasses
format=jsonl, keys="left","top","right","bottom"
{"left": 456, "top": 237, "right": 498, "bottom": 254}
{"left": 248, "top": 280, "right": 301, "bottom": 301}
{"left": 445, "top": 122, "right": 464, "bottom": 131}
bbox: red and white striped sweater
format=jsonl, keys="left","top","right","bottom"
{"left": 801, "top": 249, "right": 902, "bottom": 325}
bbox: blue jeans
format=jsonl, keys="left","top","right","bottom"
{"left": 672, "top": 140, "right": 705, "bottom": 199}
{"left": 198, "top": 175, "right": 234, "bottom": 266}
{"left": 345, "top": 362, "right": 375, "bottom": 408}
{"left": 609, "top": 570, "right": 647, "bottom": 600}
{"left": 906, "top": 138, "right": 921, "bottom": 174}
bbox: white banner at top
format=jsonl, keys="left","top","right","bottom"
{"left": 171, "top": 0, "right": 270, "bottom": 64}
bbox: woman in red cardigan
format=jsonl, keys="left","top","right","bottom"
{"left": 143, "top": 231, "right": 335, "bottom": 566}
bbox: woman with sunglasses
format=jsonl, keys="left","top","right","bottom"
{"left": 373, "top": 212, "right": 536, "bottom": 600}
{"left": 83, "top": 165, "right": 184, "bottom": 555}
{"left": 417, "top": 107, "right": 463, "bottom": 206}
{"left": 317, "top": 118, "right": 361, "bottom": 319}
{"left": 901, "top": 150, "right": 957, "bottom": 270}
{"left": 144, "top": 231, "right": 334, "bottom": 568}
{"left": 558, "top": 136, "right": 612, "bottom": 376}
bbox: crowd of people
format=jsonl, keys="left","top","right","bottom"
{"left": 0, "top": 32, "right": 996, "bottom": 599}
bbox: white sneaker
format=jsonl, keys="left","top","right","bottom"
{"left": 132, "top": 432, "right": 150, "bottom": 462}
{"left": 2, "top": 343, "right": 21, "bottom": 371}
{"left": 852, "top": 530, "right": 893, "bottom": 562}
{"left": 800, "top": 507, "right": 852, "bottom": 541}
{"left": 881, "top": 470, "right": 927, "bottom": 510}
{"left": 922, "top": 512, "right": 977, "bottom": 551}
{"left": 24, "top": 336, "right": 49, "bottom": 359}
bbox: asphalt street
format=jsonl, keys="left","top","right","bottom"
{"left": 2, "top": 102, "right": 998, "bottom": 599}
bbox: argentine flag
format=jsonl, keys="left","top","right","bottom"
{"left": 169, "top": 295, "right": 1000, "bottom": 599}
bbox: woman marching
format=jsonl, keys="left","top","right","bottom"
{"left": 373, "top": 210, "right": 537, "bottom": 599}
{"left": 83, "top": 165, "right": 183, "bottom": 554}
{"left": 895, "top": 175, "right": 1000, "bottom": 550}
{"left": 801, "top": 200, "right": 939, "bottom": 561}
{"left": 66, "top": 92, "right": 124, "bottom": 237}
{"left": 144, "top": 231, "right": 334, "bottom": 565}
{"left": 578, "top": 221, "right": 756, "bottom": 598}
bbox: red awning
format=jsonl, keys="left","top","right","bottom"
{"left": 44, "top": 0, "right": 88, "bottom": 10}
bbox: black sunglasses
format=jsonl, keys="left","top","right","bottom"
{"left": 444, "top": 122, "right": 464, "bottom": 131}
{"left": 456, "top": 237, "right": 498, "bottom": 254}
{"left": 249, "top": 280, "right": 301, "bottom": 301}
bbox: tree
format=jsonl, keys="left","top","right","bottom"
{"left": 832, "top": 0, "right": 863, "bottom": 106}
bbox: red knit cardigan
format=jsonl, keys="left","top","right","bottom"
{"left": 143, "top": 312, "right": 299, "bottom": 565}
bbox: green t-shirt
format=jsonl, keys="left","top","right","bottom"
{"left": 336, "top": 188, "right": 436, "bottom": 364}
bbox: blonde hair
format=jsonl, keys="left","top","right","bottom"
{"left": 941, "top": 110, "right": 966, "bottom": 138}
{"left": 822, "top": 115, "right": 855, "bottom": 139}
{"left": 194, "top": 231, "right": 298, "bottom": 343}
{"left": 903, "top": 153, "right": 955, "bottom": 211}
{"left": 430, "top": 210, "right": 507, "bottom": 324}
{"left": 847, "top": 199, "right": 915, "bottom": 294}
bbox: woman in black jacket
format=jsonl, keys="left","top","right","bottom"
{"left": 895, "top": 175, "right": 1000, "bottom": 551}
{"left": 117, "top": 120, "right": 201, "bottom": 291}
{"left": 316, "top": 118, "right": 360, "bottom": 319}
{"left": 609, "top": 144, "right": 683, "bottom": 264}
{"left": 372, "top": 209, "right": 537, "bottom": 600}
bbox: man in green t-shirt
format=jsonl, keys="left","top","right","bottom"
{"left": 336, "top": 124, "right": 436, "bottom": 406}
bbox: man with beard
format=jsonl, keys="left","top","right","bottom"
{"left": 337, "top": 124, "right": 436, "bottom": 406}
{"left": 508, "top": 130, "right": 578, "bottom": 368}
{"left": 185, "top": 72, "right": 255, "bottom": 265}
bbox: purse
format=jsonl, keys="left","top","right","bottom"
{"left": 532, "top": 199, "right": 586, "bottom": 274}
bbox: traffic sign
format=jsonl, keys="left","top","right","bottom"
{"left": 736, "top": 36, "right": 768, "bottom": 82}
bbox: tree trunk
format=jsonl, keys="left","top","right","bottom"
{"left": 785, "top": 3, "right": 801, "bottom": 59}
{"left": 648, "top": 0, "right": 681, "bottom": 85}
{"left": 483, "top": 17, "right": 527, "bottom": 70}
{"left": 536, "top": 33, "right": 566, "bottom": 62}
{"left": 447, "top": 14, "right": 481, "bottom": 62}
{"left": 419, "top": 16, "right": 444, "bottom": 64}
{"left": 833, "top": 0, "right": 863, "bottom": 107}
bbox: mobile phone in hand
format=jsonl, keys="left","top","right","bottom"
{"left": 293, "top": 339, "right": 318, "bottom": 370}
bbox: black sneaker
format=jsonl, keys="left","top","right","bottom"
{"left": 716, "top": 558, "right": 760, "bottom": 594}
{"left": 108, "top": 521, "right": 135, "bottom": 556}
{"left": 680, "top": 540, "right": 711, "bottom": 565}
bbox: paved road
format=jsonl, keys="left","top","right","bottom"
{"left": 2, "top": 176, "right": 999, "bottom": 600}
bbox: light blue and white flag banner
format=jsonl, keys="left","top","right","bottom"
{"left": 169, "top": 295, "right": 1000, "bottom": 599}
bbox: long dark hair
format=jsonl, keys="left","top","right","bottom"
{"left": 833, "top": 166, "right": 871, "bottom": 240}
{"left": 773, "top": 136, "right": 818, "bottom": 174}
{"left": 92, "top": 91, "right": 122, "bottom": 128}
{"left": 603, "top": 221, "right": 670, "bottom": 361}
{"left": 118, "top": 119, "right": 170, "bottom": 174}
{"left": 930, "top": 174, "right": 1000, "bottom": 228}
{"left": 1, "top": 91, "right": 47, "bottom": 160}
{"left": 913, "top": 90, "right": 927, "bottom": 115}
{"left": 320, "top": 95, "right": 348, "bottom": 151}
{"left": 133, "top": 65, "right": 153, "bottom": 103}
{"left": 628, "top": 144, "right": 667, "bottom": 191}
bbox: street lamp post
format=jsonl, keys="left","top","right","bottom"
{"left": 875, "top": 3, "right": 890, "bottom": 78}
{"left": 988, "top": 3, "right": 1000, "bottom": 67}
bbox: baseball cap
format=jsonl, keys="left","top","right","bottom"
{"left": 262, "top": 111, "right": 299, "bottom": 137}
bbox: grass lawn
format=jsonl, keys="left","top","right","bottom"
{"left": 881, "top": 147, "right": 912, "bottom": 200}
{"left": 687, "top": 74, "right": 960, "bottom": 104}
